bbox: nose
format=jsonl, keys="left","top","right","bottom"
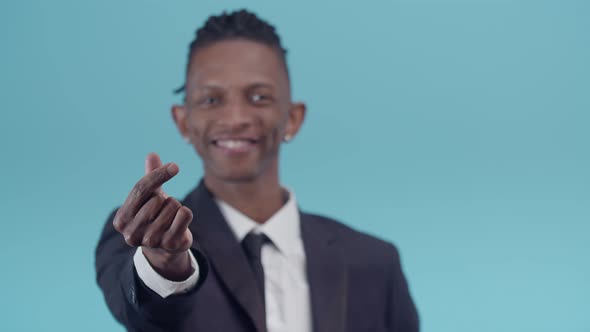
{"left": 217, "top": 95, "right": 254, "bottom": 130}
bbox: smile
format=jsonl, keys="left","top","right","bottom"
{"left": 212, "top": 138, "right": 259, "bottom": 153}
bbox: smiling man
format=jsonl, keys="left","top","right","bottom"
{"left": 95, "top": 9, "right": 419, "bottom": 332}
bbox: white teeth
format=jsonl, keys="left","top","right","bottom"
{"left": 217, "top": 140, "right": 249, "bottom": 149}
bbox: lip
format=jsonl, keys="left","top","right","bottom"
{"left": 211, "top": 137, "right": 260, "bottom": 155}
{"left": 211, "top": 136, "right": 259, "bottom": 144}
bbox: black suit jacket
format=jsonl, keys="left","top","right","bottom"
{"left": 95, "top": 182, "right": 419, "bottom": 332}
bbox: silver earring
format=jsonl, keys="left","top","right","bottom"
{"left": 283, "top": 134, "right": 292, "bottom": 143}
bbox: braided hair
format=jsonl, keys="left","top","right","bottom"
{"left": 175, "top": 9, "right": 288, "bottom": 94}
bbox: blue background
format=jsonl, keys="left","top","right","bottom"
{"left": 1, "top": 0, "right": 588, "bottom": 331}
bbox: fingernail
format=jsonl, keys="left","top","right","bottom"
{"left": 167, "top": 163, "right": 179, "bottom": 175}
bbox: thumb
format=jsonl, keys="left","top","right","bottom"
{"left": 144, "top": 152, "right": 167, "bottom": 197}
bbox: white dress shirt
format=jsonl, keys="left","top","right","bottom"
{"left": 133, "top": 191, "right": 312, "bottom": 332}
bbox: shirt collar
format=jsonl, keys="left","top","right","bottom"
{"left": 215, "top": 189, "right": 301, "bottom": 255}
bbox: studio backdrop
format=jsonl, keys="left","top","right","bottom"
{"left": 1, "top": 1, "right": 588, "bottom": 331}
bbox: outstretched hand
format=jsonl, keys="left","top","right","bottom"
{"left": 113, "top": 152, "right": 194, "bottom": 280}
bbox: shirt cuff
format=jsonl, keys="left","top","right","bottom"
{"left": 133, "top": 247, "right": 200, "bottom": 298}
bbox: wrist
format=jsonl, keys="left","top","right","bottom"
{"left": 142, "top": 247, "right": 194, "bottom": 281}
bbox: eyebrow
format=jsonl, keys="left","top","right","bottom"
{"left": 179, "top": 82, "right": 276, "bottom": 95}
{"left": 247, "top": 83, "right": 275, "bottom": 90}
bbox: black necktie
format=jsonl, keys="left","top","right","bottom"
{"left": 242, "top": 232, "right": 268, "bottom": 305}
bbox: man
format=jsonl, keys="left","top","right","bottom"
{"left": 95, "top": 9, "right": 419, "bottom": 332}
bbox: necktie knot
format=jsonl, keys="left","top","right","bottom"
{"left": 242, "top": 232, "right": 268, "bottom": 260}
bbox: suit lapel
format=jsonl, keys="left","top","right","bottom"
{"left": 301, "top": 213, "right": 349, "bottom": 332}
{"left": 185, "top": 182, "right": 267, "bottom": 332}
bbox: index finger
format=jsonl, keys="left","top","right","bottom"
{"left": 123, "top": 163, "right": 179, "bottom": 214}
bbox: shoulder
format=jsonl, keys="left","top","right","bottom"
{"left": 301, "top": 212, "right": 401, "bottom": 265}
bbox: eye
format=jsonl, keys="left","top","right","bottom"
{"left": 203, "top": 97, "right": 219, "bottom": 105}
{"left": 194, "top": 95, "right": 221, "bottom": 109}
{"left": 250, "top": 93, "right": 272, "bottom": 104}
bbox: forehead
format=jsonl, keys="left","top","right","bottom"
{"left": 186, "top": 39, "right": 289, "bottom": 91}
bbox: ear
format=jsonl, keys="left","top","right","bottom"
{"left": 285, "top": 102, "right": 306, "bottom": 141}
{"left": 171, "top": 104, "right": 189, "bottom": 140}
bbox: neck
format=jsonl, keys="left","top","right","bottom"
{"left": 204, "top": 169, "right": 285, "bottom": 224}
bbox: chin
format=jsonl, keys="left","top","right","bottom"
{"left": 211, "top": 166, "right": 262, "bottom": 183}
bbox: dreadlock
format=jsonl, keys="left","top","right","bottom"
{"left": 174, "top": 9, "right": 288, "bottom": 94}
